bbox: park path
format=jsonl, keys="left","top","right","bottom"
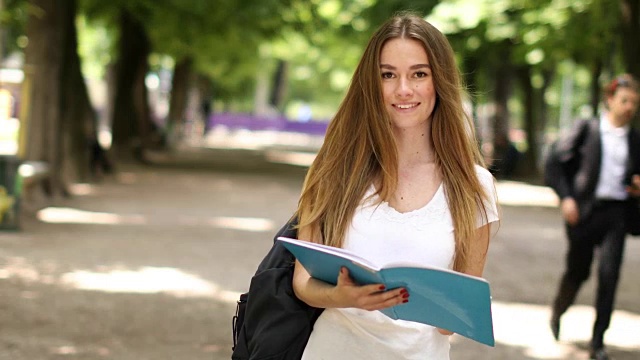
{"left": 1, "top": 146, "right": 639, "bottom": 360}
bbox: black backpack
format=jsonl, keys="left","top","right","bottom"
{"left": 231, "top": 218, "right": 323, "bottom": 360}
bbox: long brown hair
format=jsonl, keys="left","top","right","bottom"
{"left": 296, "top": 12, "right": 491, "bottom": 272}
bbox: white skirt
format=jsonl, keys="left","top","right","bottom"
{"left": 301, "top": 308, "right": 450, "bottom": 360}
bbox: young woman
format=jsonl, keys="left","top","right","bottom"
{"left": 292, "top": 12, "right": 499, "bottom": 359}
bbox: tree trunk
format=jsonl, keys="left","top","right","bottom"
{"left": 23, "top": 0, "right": 64, "bottom": 196}
{"left": 492, "top": 57, "right": 511, "bottom": 141}
{"left": 537, "top": 69, "right": 554, "bottom": 137}
{"left": 490, "top": 55, "right": 512, "bottom": 169}
{"left": 60, "top": 0, "right": 107, "bottom": 182}
{"left": 516, "top": 66, "right": 539, "bottom": 179}
{"left": 535, "top": 69, "right": 554, "bottom": 177}
{"left": 110, "top": 8, "right": 151, "bottom": 162}
{"left": 590, "top": 61, "right": 603, "bottom": 117}
{"left": 620, "top": 0, "right": 640, "bottom": 78}
{"left": 166, "top": 56, "right": 193, "bottom": 147}
{"left": 269, "top": 59, "right": 288, "bottom": 111}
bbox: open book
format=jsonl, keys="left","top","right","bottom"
{"left": 277, "top": 236, "right": 495, "bottom": 347}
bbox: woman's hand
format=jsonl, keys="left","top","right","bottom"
{"left": 328, "top": 267, "right": 408, "bottom": 311}
{"left": 293, "top": 260, "right": 408, "bottom": 310}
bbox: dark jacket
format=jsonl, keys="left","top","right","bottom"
{"left": 232, "top": 219, "right": 323, "bottom": 360}
{"left": 544, "top": 118, "right": 640, "bottom": 234}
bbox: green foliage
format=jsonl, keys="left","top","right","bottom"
{"left": 72, "top": 0, "right": 447, "bottom": 115}
{"left": 76, "top": 15, "right": 114, "bottom": 79}
{"left": 17, "top": 0, "right": 634, "bottom": 126}
{"left": 273, "top": 0, "right": 443, "bottom": 116}
{"left": 0, "top": 0, "right": 29, "bottom": 56}
{"left": 76, "top": 0, "right": 294, "bottom": 101}
{"left": 427, "top": 0, "right": 623, "bottom": 113}
{"left": 362, "top": 0, "right": 440, "bottom": 27}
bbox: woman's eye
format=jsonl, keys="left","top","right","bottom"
{"left": 381, "top": 72, "right": 394, "bottom": 79}
{"left": 415, "top": 71, "right": 428, "bottom": 78}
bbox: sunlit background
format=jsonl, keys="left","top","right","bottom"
{"left": 1, "top": 0, "right": 639, "bottom": 359}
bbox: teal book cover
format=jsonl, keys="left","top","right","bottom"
{"left": 277, "top": 237, "right": 495, "bottom": 347}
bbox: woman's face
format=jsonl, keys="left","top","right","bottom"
{"left": 380, "top": 38, "right": 436, "bottom": 131}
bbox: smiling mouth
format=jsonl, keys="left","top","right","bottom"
{"left": 394, "top": 103, "right": 419, "bottom": 109}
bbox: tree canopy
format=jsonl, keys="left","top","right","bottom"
{"left": 1, "top": 0, "right": 637, "bottom": 187}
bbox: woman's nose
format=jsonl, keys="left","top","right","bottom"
{"left": 396, "top": 78, "right": 413, "bottom": 97}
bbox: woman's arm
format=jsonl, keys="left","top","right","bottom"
{"left": 463, "top": 223, "right": 492, "bottom": 278}
{"left": 292, "top": 227, "right": 407, "bottom": 310}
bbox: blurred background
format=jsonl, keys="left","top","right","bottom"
{"left": 0, "top": 0, "right": 638, "bottom": 187}
{"left": 1, "top": 1, "right": 639, "bottom": 359}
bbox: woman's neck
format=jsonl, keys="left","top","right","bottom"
{"left": 393, "top": 126, "right": 436, "bottom": 166}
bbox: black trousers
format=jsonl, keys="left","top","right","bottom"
{"left": 552, "top": 200, "right": 628, "bottom": 349}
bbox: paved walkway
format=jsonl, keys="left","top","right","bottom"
{"left": 1, "top": 146, "right": 639, "bottom": 360}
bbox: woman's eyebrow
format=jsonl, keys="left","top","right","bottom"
{"left": 380, "top": 64, "right": 431, "bottom": 70}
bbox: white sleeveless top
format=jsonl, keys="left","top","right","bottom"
{"left": 301, "top": 166, "right": 499, "bottom": 360}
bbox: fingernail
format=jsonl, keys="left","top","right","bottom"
{"left": 379, "top": 285, "right": 386, "bottom": 290}
{"left": 402, "top": 293, "right": 409, "bottom": 299}
{"left": 400, "top": 289, "right": 407, "bottom": 294}
{"left": 402, "top": 299, "right": 408, "bottom": 303}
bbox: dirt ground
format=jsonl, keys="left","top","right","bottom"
{"left": 1, "top": 147, "right": 639, "bottom": 360}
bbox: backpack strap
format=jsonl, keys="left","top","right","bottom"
{"left": 544, "top": 118, "right": 595, "bottom": 199}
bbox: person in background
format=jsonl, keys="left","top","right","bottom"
{"left": 291, "top": 12, "right": 499, "bottom": 359}
{"left": 201, "top": 98, "right": 212, "bottom": 136}
{"left": 545, "top": 74, "right": 640, "bottom": 360}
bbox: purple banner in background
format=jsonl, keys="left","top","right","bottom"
{"left": 208, "top": 113, "right": 329, "bottom": 136}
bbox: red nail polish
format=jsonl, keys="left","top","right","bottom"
{"left": 403, "top": 299, "right": 408, "bottom": 303}
{"left": 400, "top": 289, "right": 407, "bottom": 294}
{"left": 402, "top": 293, "right": 409, "bottom": 299}
{"left": 379, "top": 285, "right": 386, "bottom": 290}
